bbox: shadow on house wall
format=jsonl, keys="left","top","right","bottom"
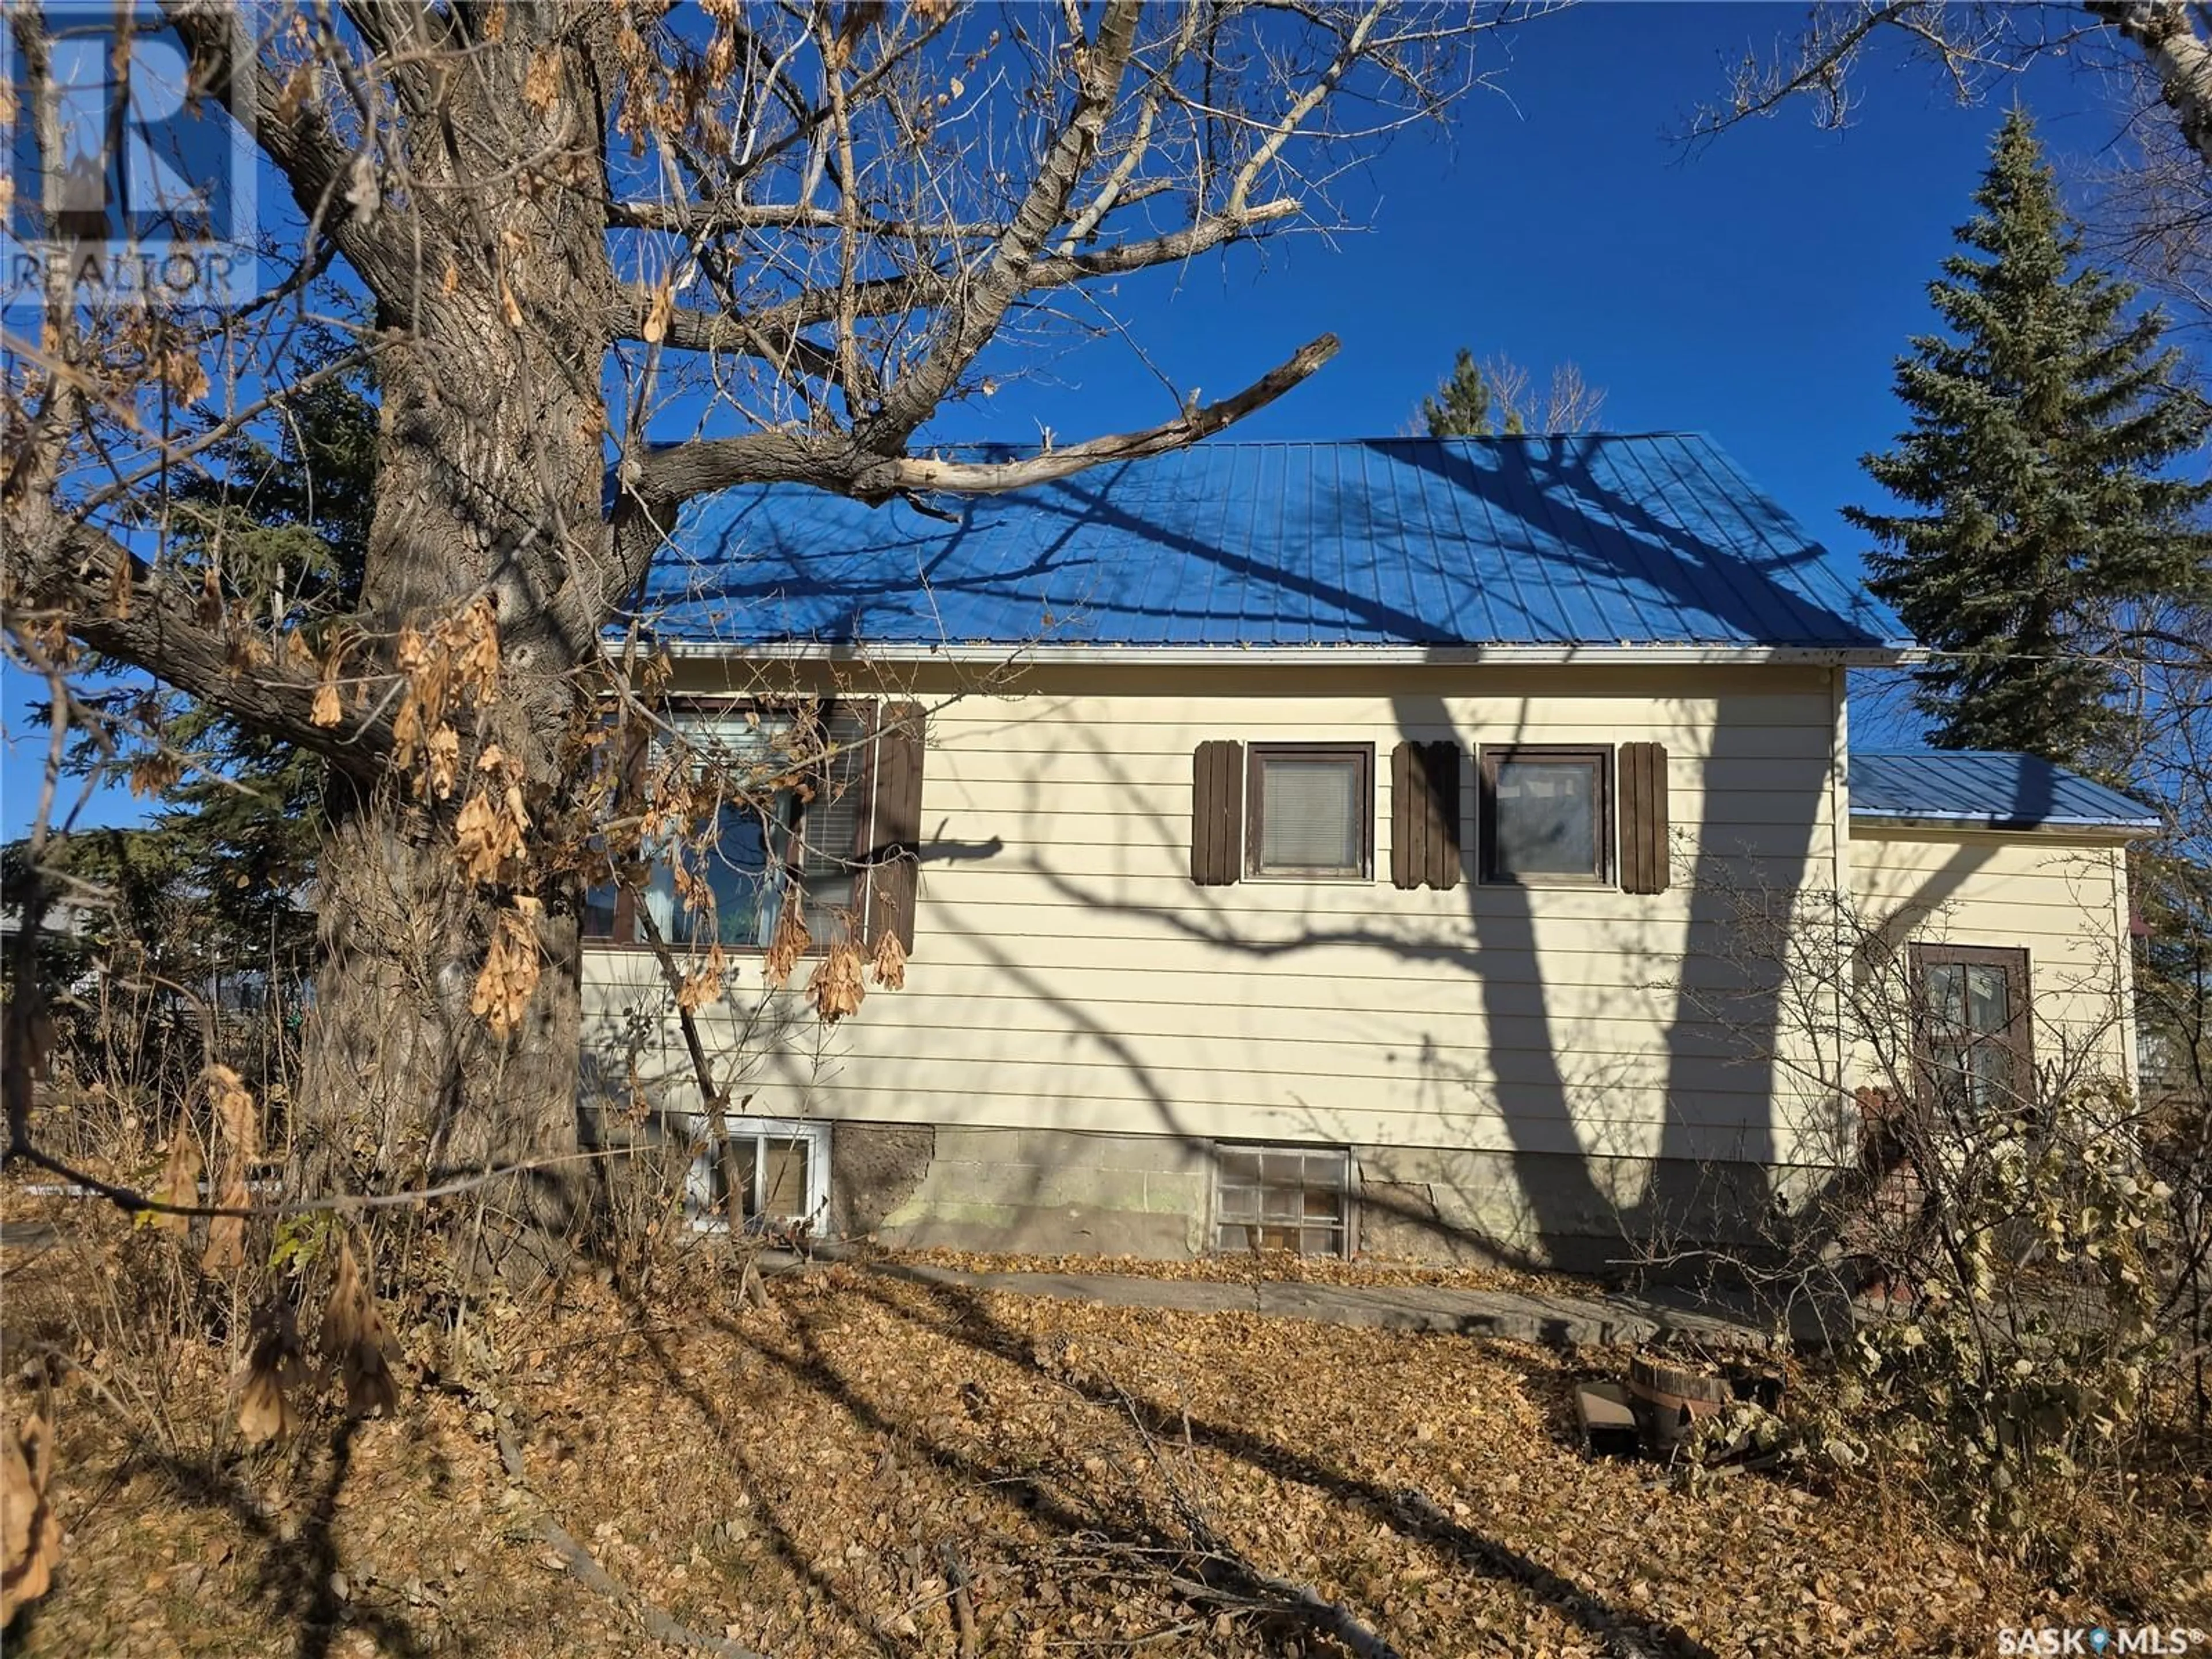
{"left": 586, "top": 438, "right": 2119, "bottom": 1281}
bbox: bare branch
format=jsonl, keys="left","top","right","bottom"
{"left": 885, "top": 334, "right": 1344, "bottom": 495}
{"left": 630, "top": 333, "right": 1339, "bottom": 510}
{"left": 2, "top": 507, "right": 393, "bottom": 771}
{"left": 865, "top": 0, "right": 1146, "bottom": 440}
{"left": 2092, "top": 2, "right": 2212, "bottom": 169}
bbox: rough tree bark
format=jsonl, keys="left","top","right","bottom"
{"left": 272, "top": 19, "right": 619, "bottom": 1275}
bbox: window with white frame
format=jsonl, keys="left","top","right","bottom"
{"left": 685, "top": 1118, "right": 831, "bottom": 1233}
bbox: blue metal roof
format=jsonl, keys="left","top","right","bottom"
{"left": 1851, "top": 752, "right": 2162, "bottom": 832}
{"left": 641, "top": 435, "right": 1910, "bottom": 654}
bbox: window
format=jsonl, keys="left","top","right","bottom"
{"left": 643, "top": 707, "right": 865, "bottom": 948}
{"left": 1480, "top": 745, "right": 1610, "bottom": 884}
{"left": 686, "top": 1118, "right": 831, "bottom": 1232}
{"left": 584, "top": 702, "right": 902, "bottom": 950}
{"left": 1245, "top": 744, "right": 1373, "bottom": 880}
{"left": 1215, "top": 1144, "right": 1351, "bottom": 1257}
{"left": 1912, "top": 944, "right": 2032, "bottom": 1113}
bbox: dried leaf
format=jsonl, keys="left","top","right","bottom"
{"left": 763, "top": 896, "right": 811, "bottom": 988}
{"left": 642, "top": 276, "right": 674, "bottom": 344}
{"left": 273, "top": 59, "right": 317, "bottom": 126}
{"left": 1, "top": 1414, "right": 60, "bottom": 1624}
{"left": 200, "top": 1171, "right": 249, "bottom": 1274}
{"left": 869, "top": 928, "right": 907, "bottom": 991}
{"left": 453, "top": 762, "right": 530, "bottom": 884}
{"left": 523, "top": 45, "right": 560, "bottom": 112}
{"left": 321, "top": 1241, "right": 403, "bottom": 1419}
{"left": 235, "top": 1368, "right": 297, "bottom": 1448}
{"left": 808, "top": 941, "right": 868, "bottom": 1023}
{"left": 206, "top": 1065, "right": 259, "bottom": 1160}
{"left": 128, "top": 749, "right": 183, "bottom": 798}
{"left": 827, "top": 1, "right": 885, "bottom": 70}
{"left": 157, "top": 344, "right": 209, "bottom": 404}
{"left": 425, "top": 724, "right": 461, "bottom": 800}
{"left": 392, "top": 687, "right": 426, "bottom": 768}
{"left": 444, "top": 597, "right": 499, "bottom": 704}
{"left": 676, "top": 944, "right": 727, "bottom": 1013}
{"left": 150, "top": 1131, "right": 202, "bottom": 1232}
{"left": 470, "top": 902, "right": 542, "bottom": 1039}
{"left": 235, "top": 1298, "right": 307, "bottom": 1447}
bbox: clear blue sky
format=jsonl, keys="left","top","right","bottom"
{"left": 0, "top": 4, "right": 2143, "bottom": 836}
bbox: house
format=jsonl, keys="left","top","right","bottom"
{"left": 581, "top": 435, "right": 2157, "bottom": 1271}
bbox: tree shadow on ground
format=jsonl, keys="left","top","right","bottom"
{"left": 135, "top": 1419, "right": 438, "bottom": 1659}
{"left": 634, "top": 1267, "right": 1725, "bottom": 1659}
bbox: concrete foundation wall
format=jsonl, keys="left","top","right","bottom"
{"left": 1353, "top": 1143, "right": 1788, "bottom": 1276}
{"left": 860, "top": 1124, "right": 1212, "bottom": 1257}
{"left": 826, "top": 1118, "right": 1796, "bottom": 1273}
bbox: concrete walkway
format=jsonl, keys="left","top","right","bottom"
{"left": 862, "top": 1260, "right": 1825, "bottom": 1351}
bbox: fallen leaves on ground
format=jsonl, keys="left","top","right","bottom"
{"left": 3, "top": 1210, "right": 2206, "bottom": 1658}
{"left": 883, "top": 1241, "right": 1608, "bottom": 1301}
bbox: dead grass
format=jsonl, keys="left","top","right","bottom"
{"left": 5, "top": 1205, "right": 2209, "bottom": 1658}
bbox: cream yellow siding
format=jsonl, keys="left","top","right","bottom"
{"left": 1846, "top": 826, "right": 2136, "bottom": 1089}
{"left": 584, "top": 662, "right": 1849, "bottom": 1181}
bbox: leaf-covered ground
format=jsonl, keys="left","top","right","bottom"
{"left": 4, "top": 1218, "right": 2208, "bottom": 1658}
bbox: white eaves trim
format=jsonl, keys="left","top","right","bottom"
{"left": 656, "top": 639, "right": 1922, "bottom": 669}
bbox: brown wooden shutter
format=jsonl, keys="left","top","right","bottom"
{"left": 1390, "top": 740, "right": 1461, "bottom": 891}
{"left": 860, "top": 701, "right": 926, "bottom": 949}
{"left": 1617, "top": 741, "right": 1669, "bottom": 895}
{"left": 1191, "top": 741, "right": 1244, "bottom": 885}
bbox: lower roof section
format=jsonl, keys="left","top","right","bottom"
{"left": 1850, "top": 751, "right": 2161, "bottom": 835}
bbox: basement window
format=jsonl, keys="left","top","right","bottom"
{"left": 1215, "top": 1144, "right": 1351, "bottom": 1257}
{"left": 686, "top": 1118, "right": 831, "bottom": 1233}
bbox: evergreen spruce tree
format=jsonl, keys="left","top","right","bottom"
{"left": 1422, "top": 347, "right": 1525, "bottom": 437}
{"left": 5, "top": 351, "right": 374, "bottom": 1013}
{"left": 1848, "top": 107, "right": 2212, "bottom": 766}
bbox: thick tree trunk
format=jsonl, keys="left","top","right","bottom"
{"left": 300, "top": 786, "right": 587, "bottom": 1282}
{"left": 295, "top": 257, "right": 611, "bottom": 1277}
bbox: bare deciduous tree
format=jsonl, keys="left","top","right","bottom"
{"left": 1, "top": 2, "right": 1542, "bottom": 1272}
